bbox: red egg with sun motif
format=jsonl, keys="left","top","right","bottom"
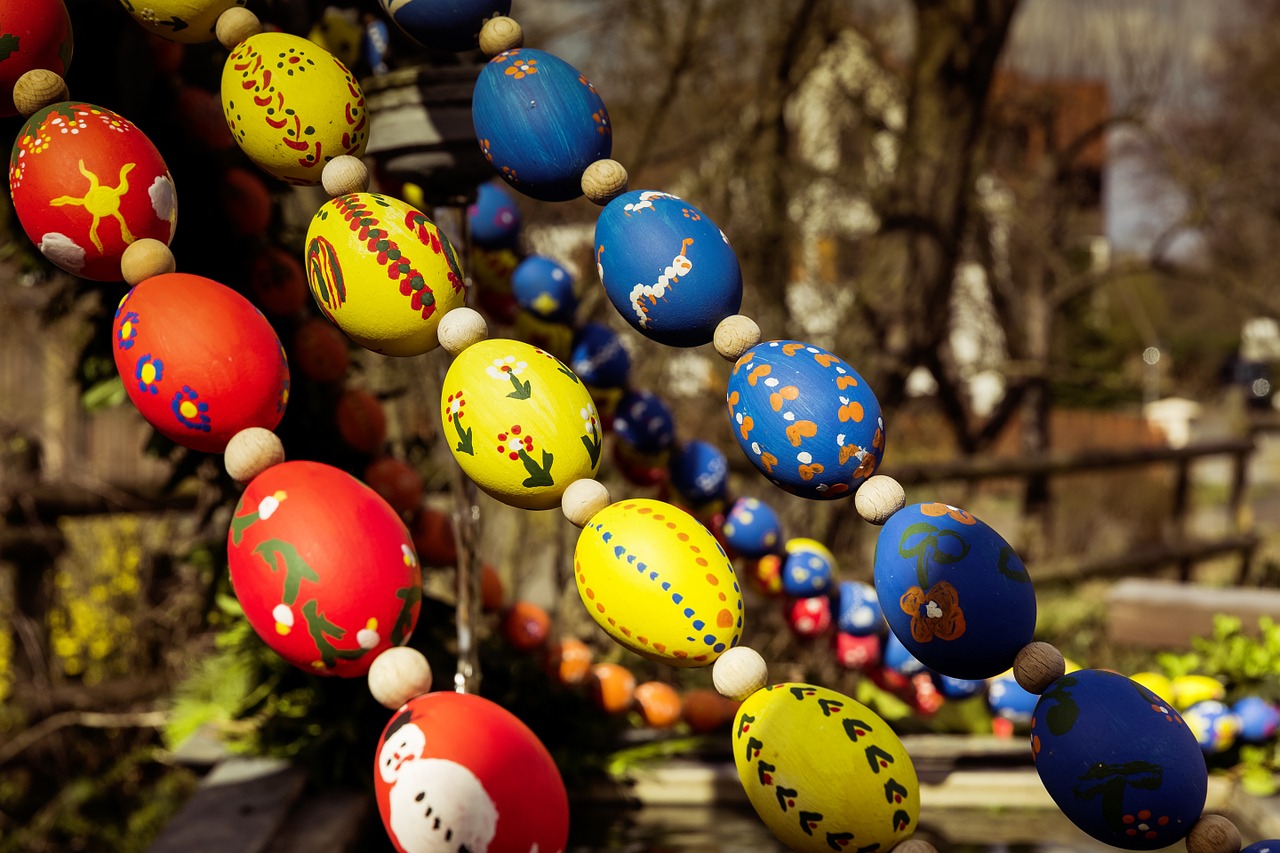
{"left": 112, "top": 273, "right": 289, "bottom": 454}
{"left": 229, "top": 460, "right": 422, "bottom": 677}
{"left": 10, "top": 102, "right": 176, "bottom": 281}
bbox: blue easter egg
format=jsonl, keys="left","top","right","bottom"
{"left": 379, "top": 0, "right": 510, "bottom": 51}
{"left": 468, "top": 182, "right": 521, "bottom": 249}
{"left": 512, "top": 255, "right": 576, "bottom": 323}
{"left": 594, "top": 190, "right": 742, "bottom": 346}
{"left": 472, "top": 49, "right": 611, "bottom": 202}
{"left": 933, "top": 673, "right": 986, "bottom": 700}
{"left": 883, "top": 630, "right": 927, "bottom": 677}
{"left": 1031, "top": 670, "right": 1207, "bottom": 850}
{"left": 1243, "top": 842, "right": 1280, "bottom": 853}
{"left": 669, "top": 440, "right": 728, "bottom": 506}
{"left": 570, "top": 322, "right": 630, "bottom": 388}
{"left": 873, "top": 502, "right": 1036, "bottom": 680}
{"left": 781, "top": 538, "right": 833, "bottom": 598}
{"left": 1183, "top": 700, "right": 1241, "bottom": 753}
{"left": 836, "top": 580, "right": 883, "bottom": 636}
{"left": 612, "top": 390, "right": 674, "bottom": 453}
{"left": 987, "top": 671, "right": 1039, "bottom": 724}
{"left": 726, "top": 341, "right": 884, "bottom": 500}
{"left": 722, "top": 497, "right": 782, "bottom": 559}
{"left": 1234, "top": 696, "right": 1280, "bottom": 743}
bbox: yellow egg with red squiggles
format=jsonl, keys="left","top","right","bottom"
{"left": 305, "top": 193, "right": 466, "bottom": 355}
{"left": 440, "top": 339, "right": 602, "bottom": 509}
{"left": 733, "top": 683, "right": 919, "bottom": 852}
{"left": 0, "top": 0, "right": 73, "bottom": 116}
{"left": 574, "top": 499, "right": 742, "bottom": 666}
{"left": 120, "top": 0, "right": 244, "bottom": 43}
{"left": 228, "top": 460, "right": 421, "bottom": 677}
{"left": 221, "top": 32, "right": 367, "bottom": 185}
{"left": 10, "top": 103, "right": 176, "bottom": 281}
{"left": 112, "top": 273, "right": 289, "bottom": 454}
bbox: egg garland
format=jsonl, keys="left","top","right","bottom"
{"left": 0, "top": 0, "right": 73, "bottom": 117}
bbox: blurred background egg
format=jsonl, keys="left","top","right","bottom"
{"left": 835, "top": 631, "right": 881, "bottom": 670}
{"left": 836, "top": 580, "right": 883, "bottom": 636}
{"left": 722, "top": 496, "right": 782, "bottom": 559}
{"left": 634, "top": 681, "right": 683, "bottom": 728}
{"left": 468, "top": 181, "right": 521, "bottom": 249}
{"left": 1129, "top": 671, "right": 1175, "bottom": 705}
{"left": 787, "top": 595, "right": 831, "bottom": 638}
{"left": 248, "top": 245, "right": 309, "bottom": 316}
{"left": 1182, "top": 700, "right": 1241, "bottom": 753}
{"left": 570, "top": 321, "right": 631, "bottom": 389}
{"left": 0, "top": 0, "right": 73, "bottom": 116}
{"left": 781, "top": 537, "right": 834, "bottom": 598}
{"left": 1234, "top": 696, "right": 1280, "bottom": 743}
{"left": 512, "top": 254, "right": 577, "bottom": 323}
{"left": 1169, "top": 674, "right": 1225, "bottom": 711}
{"left": 883, "top": 630, "right": 928, "bottom": 678}
{"left": 987, "top": 669, "right": 1039, "bottom": 727}
{"left": 122, "top": 0, "right": 243, "bottom": 43}
{"left": 379, "top": 0, "right": 509, "bottom": 52}
{"left": 502, "top": 600, "right": 550, "bottom": 651}
{"left": 612, "top": 389, "right": 675, "bottom": 452}
{"left": 589, "top": 662, "right": 635, "bottom": 714}
{"left": 747, "top": 553, "right": 784, "bottom": 597}
{"left": 668, "top": 439, "right": 728, "bottom": 508}
{"left": 933, "top": 673, "right": 986, "bottom": 700}
{"left": 544, "top": 637, "right": 592, "bottom": 686}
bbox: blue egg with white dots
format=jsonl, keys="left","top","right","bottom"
{"left": 722, "top": 497, "right": 782, "bottom": 559}
{"left": 570, "top": 322, "right": 630, "bottom": 388}
{"left": 669, "top": 440, "right": 728, "bottom": 506}
{"left": 512, "top": 255, "right": 577, "bottom": 323}
{"left": 933, "top": 673, "right": 986, "bottom": 699}
{"left": 379, "top": 0, "right": 510, "bottom": 52}
{"left": 467, "top": 182, "right": 521, "bottom": 250}
{"left": 472, "top": 48, "right": 611, "bottom": 202}
{"left": 1243, "top": 841, "right": 1280, "bottom": 853}
{"left": 1234, "top": 696, "right": 1280, "bottom": 743}
{"left": 836, "top": 580, "right": 883, "bottom": 636}
{"left": 987, "top": 671, "right": 1039, "bottom": 725}
{"left": 594, "top": 190, "right": 742, "bottom": 347}
{"left": 883, "top": 629, "right": 927, "bottom": 677}
{"left": 780, "top": 538, "right": 833, "bottom": 598}
{"left": 612, "top": 389, "right": 674, "bottom": 454}
{"left": 1183, "top": 700, "right": 1241, "bottom": 753}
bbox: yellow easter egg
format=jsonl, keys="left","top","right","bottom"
{"left": 1130, "top": 671, "right": 1175, "bottom": 704}
{"left": 221, "top": 32, "right": 368, "bottom": 185}
{"left": 441, "top": 339, "right": 601, "bottom": 509}
{"left": 734, "top": 683, "right": 919, "bottom": 852}
{"left": 122, "top": 0, "right": 244, "bottom": 43}
{"left": 1170, "top": 673, "right": 1225, "bottom": 710}
{"left": 574, "top": 499, "right": 743, "bottom": 666}
{"left": 305, "top": 193, "right": 465, "bottom": 355}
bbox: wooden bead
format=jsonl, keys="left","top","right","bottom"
{"left": 478, "top": 16, "right": 524, "bottom": 56}
{"left": 713, "top": 314, "right": 761, "bottom": 361}
{"left": 436, "top": 307, "right": 488, "bottom": 356}
{"left": 712, "top": 646, "right": 768, "bottom": 701}
{"left": 892, "top": 841, "right": 939, "bottom": 853}
{"left": 581, "top": 159, "right": 629, "bottom": 205}
{"left": 120, "top": 239, "right": 176, "bottom": 286}
{"left": 1013, "top": 642, "right": 1066, "bottom": 694}
{"left": 562, "top": 479, "right": 611, "bottom": 527}
{"left": 321, "top": 155, "right": 370, "bottom": 198}
{"left": 216, "top": 7, "right": 262, "bottom": 50}
{"left": 13, "top": 70, "right": 68, "bottom": 118}
{"left": 368, "top": 646, "right": 433, "bottom": 710}
{"left": 1185, "top": 815, "right": 1241, "bottom": 853}
{"left": 854, "top": 475, "right": 905, "bottom": 525}
{"left": 224, "top": 427, "right": 285, "bottom": 483}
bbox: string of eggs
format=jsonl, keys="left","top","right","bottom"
{"left": 4, "top": 0, "right": 1272, "bottom": 851}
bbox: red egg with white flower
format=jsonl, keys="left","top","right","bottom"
{"left": 227, "top": 460, "right": 422, "bottom": 676}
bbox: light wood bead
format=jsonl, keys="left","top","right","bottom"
{"left": 436, "top": 307, "right": 488, "bottom": 356}
{"left": 1185, "top": 815, "right": 1241, "bottom": 853}
{"left": 854, "top": 475, "right": 906, "bottom": 525}
{"left": 1014, "top": 642, "right": 1066, "bottom": 694}
{"left": 562, "top": 479, "right": 611, "bottom": 527}
{"left": 224, "top": 427, "right": 285, "bottom": 483}
{"left": 321, "top": 155, "right": 370, "bottom": 197}
{"left": 478, "top": 16, "right": 524, "bottom": 56}
{"left": 120, "top": 239, "right": 176, "bottom": 286}
{"left": 712, "top": 646, "right": 768, "bottom": 701}
{"left": 713, "top": 315, "right": 761, "bottom": 361}
{"left": 216, "top": 7, "right": 262, "bottom": 50}
{"left": 368, "top": 646, "right": 433, "bottom": 710}
{"left": 581, "top": 159, "right": 629, "bottom": 205}
{"left": 892, "top": 841, "right": 939, "bottom": 853}
{"left": 13, "top": 70, "right": 68, "bottom": 117}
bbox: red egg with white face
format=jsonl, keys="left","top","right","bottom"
{"left": 228, "top": 460, "right": 422, "bottom": 677}
{"left": 0, "top": 0, "right": 74, "bottom": 117}
{"left": 112, "top": 273, "right": 289, "bottom": 454}
{"left": 375, "top": 692, "right": 568, "bottom": 853}
{"left": 10, "top": 102, "right": 176, "bottom": 280}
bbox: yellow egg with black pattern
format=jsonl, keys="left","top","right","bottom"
{"left": 121, "top": 0, "right": 244, "bottom": 43}
{"left": 441, "top": 339, "right": 602, "bottom": 509}
{"left": 574, "top": 499, "right": 742, "bottom": 666}
{"left": 733, "top": 683, "right": 919, "bottom": 852}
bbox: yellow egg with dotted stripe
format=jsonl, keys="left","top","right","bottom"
{"left": 441, "top": 338, "right": 602, "bottom": 509}
{"left": 305, "top": 193, "right": 466, "bottom": 355}
{"left": 122, "top": 0, "right": 244, "bottom": 43}
{"left": 574, "top": 499, "right": 742, "bottom": 666}
{"left": 221, "top": 32, "right": 368, "bottom": 185}
{"left": 734, "top": 683, "right": 919, "bottom": 852}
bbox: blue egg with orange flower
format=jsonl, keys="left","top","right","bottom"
{"left": 512, "top": 255, "right": 577, "bottom": 323}
{"left": 468, "top": 182, "right": 521, "bottom": 250}
{"left": 1031, "top": 670, "right": 1207, "bottom": 850}
{"left": 836, "top": 580, "right": 883, "bottom": 636}
{"left": 379, "top": 0, "right": 510, "bottom": 53}
{"left": 726, "top": 340, "right": 884, "bottom": 500}
{"left": 722, "top": 497, "right": 782, "bottom": 559}
{"left": 873, "top": 502, "right": 1035, "bottom": 680}
{"left": 472, "top": 48, "right": 611, "bottom": 202}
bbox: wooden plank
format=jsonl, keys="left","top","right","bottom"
{"left": 1106, "top": 578, "right": 1280, "bottom": 648}
{"left": 1035, "top": 534, "right": 1259, "bottom": 585}
{"left": 262, "top": 789, "right": 372, "bottom": 853}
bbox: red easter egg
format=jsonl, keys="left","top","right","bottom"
{"left": 375, "top": 692, "right": 568, "bottom": 853}
{"left": 0, "top": 0, "right": 74, "bottom": 117}
{"left": 410, "top": 505, "right": 457, "bottom": 567}
{"left": 589, "top": 662, "right": 635, "bottom": 714}
{"left": 682, "top": 688, "right": 737, "bottom": 733}
{"left": 364, "top": 456, "right": 423, "bottom": 514}
{"left": 544, "top": 637, "right": 591, "bottom": 686}
{"left": 249, "top": 246, "right": 309, "bottom": 316}
{"left": 748, "top": 553, "right": 784, "bottom": 596}
{"left": 634, "top": 681, "right": 682, "bottom": 728}
{"left": 787, "top": 595, "right": 832, "bottom": 638}
{"left": 112, "top": 273, "right": 289, "bottom": 454}
{"left": 835, "top": 631, "right": 881, "bottom": 670}
{"left": 11, "top": 102, "right": 176, "bottom": 281}
{"left": 480, "top": 563, "right": 505, "bottom": 612}
{"left": 228, "top": 460, "right": 422, "bottom": 676}
{"left": 502, "top": 601, "right": 550, "bottom": 651}
{"left": 336, "top": 387, "right": 386, "bottom": 454}
{"left": 292, "top": 316, "right": 349, "bottom": 382}
{"left": 221, "top": 166, "right": 273, "bottom": 235}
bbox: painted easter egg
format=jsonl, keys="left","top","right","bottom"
{"left": 987, "top": 670, "right": 1039, "bottom": 725}
{"left": 228, "top": 460, "right": 421, "bottom": 676}
{"left": 589, "top": 662, "right": 635, "bottom": 714}
{"left": 11, "top": 103, "right": 176, "bottom": 281}
{"left": 574, "top": 499, "right": 742, "bottom": 666}
{"left": 1170, "top": 674, "right": 1225, "bottom": 711}
{"left": 1234, "top": 696, "right": 1280, "bottom": 743}
{"left": 748, "top": 554, "right": 784, "bottom": 597}
{"left": 512, "top": 254, "right": 576, "bottom": 323}
{"left": 379, "top": 0, "right": 509, "bottom": 52}
{"left": 472, "top": 48, "right": 610, "bottom": 202}
{"left": 375, "top": 691, "right": 567, "bottom": 853}
{"left": 121, "top": 0, "right": 243, "bottom": 43}
{"left": 787, "top": 595, "right": 831, "bottom": 638}
{"left": 569, "top": 322, "right": 630, "bottom": 388}
{"left": 595, "top": 190, "right": 743, "bottom": 346}
{"left": 305, "top": 192, "right": 466, "bottom": 356}
{"left": 0, "top": 0, "right": 73, "bottom": 116}
{"left": 733, "top": 683, "right": 919, "bottom": 852}
{"left": 1130, "top": 671, "right": 1175, "bottom": 705}
{"left": 112, "top": 274, "right": 288, "bottom": 453}
{"left": 835, "top": 632, "right": 880, "bottom": 669}
{"left": 722, "top": 497, "right": 782, "bottom": 559}
{"left": 1031, "top": 670, "right": 1208, "bottom": 850}
{"left": 669, "top": 440, "right": 728, "bottom": 507}
{"left": 545, "top": 637, "right": 592, "bottom": 686}
{"left": 441, "top": 339, "right": 601, "bottom": 510}
{"left": 933, "top": 673, "right": 985, "bottom": 700}
{"left": 222, "top": 32, "right": 367, "bottom": 185}
{"left": 727, "top": 341, "right": 884, "bottom": 500}
{"left": 613, "top": 389, "right": 674, "bottom": 453}
{"left": 836, "top": 580, "right": 883, "bottom": 636}
{"left": 468, "top": 181, "right": 521, "bottom": 249}
{"left": 1183, "top": 700, "right": 1241, "bottom": 753}
{"left": 883, "top": 630, "right": 928, "bottom": 678}
{"left": 502, "top": 601, "right": 550, "bottom": 651}
{"left": 781, "top": 538, "right": 834, "bottom": 598}
{"left": 635, "top": 681, "right": 683, "bottom": 728}
{"left": 874, "top": 502, "right": 1036, "bottom": 680}
{"left": 1243, "top": 841, "right": 1280, "bottom": 853}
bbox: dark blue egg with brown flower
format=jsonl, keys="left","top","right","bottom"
{"left": 378, "top": 0, "right": 510, "bottom": 52}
